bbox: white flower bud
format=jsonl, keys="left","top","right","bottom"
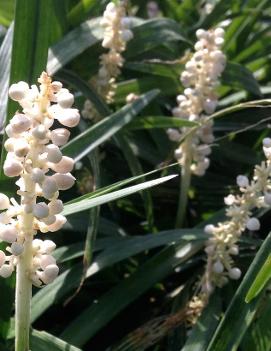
{"left": 9, "top": 81, "right": 29, "bottom": 101}
{"left": 264, "top": 192, "right": 271, "bottom": 205}
{"left": 31, "top": 168, "right": 45, "bottom": 183}
{"left": 204, "top": 224, "right": 215, "bottom": 234}
{"left": 0, "top": 224, "right": 18, "bottom": 243}
{"left": 41, "top": 264, "right": 59, "bottom": 284}
{"left": 204, "top": 244, "right": 215, "bottom": 254}
{"left": 57, "top": 108, "right": 80, "bottom": 127}
{"left": 40, "top": 254, "right": 56, "bottom": 270}
{"left": 263, "top": 138, "right": 271, "bottom": 148}
{"left": 10, "top": 242, "right": 24, "bottom": 256}
{"left": 42, "top": 178, "right": 58, "bottom": 199}
{"left": 0, "top": 193, "right": 10, "bottom": 210}
{"left": 51, "top": 81, "right": 63, "bottom": 92}
{"left": 48, "top": 199, "right": 63, "bottom": 215}
{"left": 33, "top": 202, "right": 49, "bottom": 219}
{"left": 167, "top": 128, "right": 181, "bottom": 142}
{"left": 10, "top": 114, "right": 31, "bottom": 133}
{"left": 57, "top": 90, "right": 74, "bottom": 109}
{"left": 32, "top": 125, "right": 47, "bottom": 139}
{"left": 236, "top": 175, "right": 249, "bottom": 188}
{"left": 42, "top": 240, "right": 56, "bottom": 253}
{"left": 46, "top": 144, "right": 62, "bottom": 163}
{"left": 229, "top": 245, "right": 239, "bottom": 255}
{"left": 246, "top": 217, "right": 260, "bottom": 231}
{"left": 224, "top": 194, "right": 235, "bottom": 206}
{"left": 50, "top": 156, "right": 74, "bottom": 174}
{"left": 0, "top": 250, "right": 6, "bottom": 267}
{"left": 214, "top": 28, "right": 225, "bottom": 38}
{"left": 52, "top": 173, "right": 75, "bottom": 190}
{"left": 50, "top": 128, "right": 70, "bottom": 146}
{"left": 14, "top": 139, "right": 30, "bottom": 157}
{"left": 228, "top": 267, "right": 241, "bottom": 280}
{"left": 196, "top": 29, "right": 206, "bottom": 39}
{"left": 32, "top": 239, "right": 43, "bottom": 251}
{"left": 4, "top": 159, "right": 23, "bottom": 177}
{"left": 203, "top": 99, "right": 217, "bottom": 114}
{"left": 42, "top": 215, "right": 56, "bottom": 225}
{"left": 4, "top": 138, "right": 15, "bottom": 152}
{"left": 0, "top": 264, "right": 13, "bottom": 278}
{"left": 213, "top": 260, "right": 224, "bottom": 274}
{"left": 47, "top": 214, "right": 66, "bottom": 232}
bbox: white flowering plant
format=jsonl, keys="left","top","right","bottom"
{"left": 0, "top": 1, "right": 270, "bottom": 351}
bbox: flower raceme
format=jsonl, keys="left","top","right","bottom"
{"left": 82, "top": 1, "right": 133, "bottom": 121}
{"left": 202, "top": 139, "right": 271, "bottom": 293}
{"left": 168, "top": 27, "right": 226, "bottom": 176}
{"left": 0, "top": 72, "right": 79, "bottom": 287}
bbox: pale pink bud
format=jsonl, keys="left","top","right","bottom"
{"left": 52, "top": 173, "right": 75, "bottom": 190}
{"left": 42, "top": 178, "right": 58, "bottom": 199}
{"left": 4, "top": 160, "right": 23, "bottom": 177}
{"left": 33, "top": 202, "right": 49, "bottom": 219}
{"left": 40, "top": 254, "right": 56, "bottom": 270}
{"left": 50, "top": 156, "right": 74, "bottom": 174}
{"left": 10, "top": 114, "right": 31, "bottom": 133}
{"left": 31, "top": 168, "right": 45, "bottom": 183}
{"left": 47, "top": 214, "right": 66, "bottom": 232}
{"left": 4, "top": 138, "right": 15, "bottom": 152}
{"left": 50, "top": 128, "right": 70, "bottom": 146}
{"left": 246, "top": 217, "right": 260, "bottom": 231}
{"left": 0, "top": 193, "right": 10, "bottom": 210}
{"left": 228, "top": 267, "right": 241, "bottom": 280}
{"left": 57, "top": 90, "right": 74, "bottom": 109}
{"left": 46, "top": 144, "right": 62, "bottom": 163}
{"left": 48, "top": 199, "right": 63, "bottom": 215}
{"left": 43, "top": 240, "right": 56, "bottom": 253}
{"left": 57, "top": 108, "right": 80, "bottom": 127}
{"left": 213, "top": 260, "right": 224, "bottom": 274}
{"left": 0, "top": 264, "right": 13, "bottom": 278}
{"left": 32, "top": 125, "right": 47, "bottom": 139}
{"left": 14, "top": 139, "right": 30, "bottom": 157}
{"left": 41, "top": 264, "right": 59, "bottom": 284}
{"left": 0, "top": 224, "right": 17, "bottom": 243}
{"left": 9, "top": 81, "right": 29, "bottom": 101}
{"left": 0, "top": 250, "right": 6, "bottom": 267}
{"left": 10, "top": 242, "right": 24, "bottom": 256}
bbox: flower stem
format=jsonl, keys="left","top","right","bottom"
{"left": 175, "top": 138, "right": 192, "bottom": 228}
{"left": 15, "top": 174, "right": 35, "bottom": 351}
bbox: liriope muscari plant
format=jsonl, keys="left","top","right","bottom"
{"left": 82, "top": 0, "right": 133, "bottom": 121}
{"left": 168, "top": 27, "right": 226, "bottom": 226}
{"left": 186, "top": 138, "right": 271, "bottom": 324}
{"left": 0, "top": 72, "right": 80, "bottom": 351}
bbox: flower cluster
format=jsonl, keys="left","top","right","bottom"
{"left": 201, "top": 138, "right": 271, "bottom": 294}
{"left": 82, "top": 1, "right": 133, "bottom": 121}
{"left": 0, "top": 72, "right": 79, "bottom": 286}
{"left": 167, "top": 27, "right": 226, "bottom": 176}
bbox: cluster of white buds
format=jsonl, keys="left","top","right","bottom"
{"left": 167, "top": 27, "right": 226, "bottom": 176}
{"left": 0, "top": 72, "right": 79, "bottom": 286}
{"left": 82, "top": 1, "right": 133, "bottom": 121}
{"left": 201, "top": 138, "right": 271, "bottom": 294}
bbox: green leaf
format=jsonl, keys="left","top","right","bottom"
{"left": 30, "top": 330, "right": 82, "bottom": 351}
{"left": 222, "top": 62, "right": 262, "bottom": 97}
{"left": 31, "top": 229, "right": 206, "bottom": 322}
{"left": 67, "top": 0, "right": 96, "bottom": 26}
{"left": 124, "top": 61, "right": 183, "bottom": 79}
{"left": 0, "top": 0, "right": 15, "bottom": 26}
{"left": 245, "top": 254, "right": 271, "bottom": 303}
{"left": 60, "top": 241, "right": 204, "bottom": 346}
{"left": 0, "top": 24, "right": 12, "bottom": 125}
{"left": 47, "top": 17, "right": 103, "bottom": 75}
{"left": 127, "top": 116, "right": 197, "bottom": 130}
{"left": 206, "top": 232, "right": 271, "bottom": 351}
{"left": 62, "top": 89, "right": 160, "bottom": 162}
{"left": 63, "top": 174, "right": 177, "bottom": 216}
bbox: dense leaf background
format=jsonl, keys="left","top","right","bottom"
{"left": 0, "top": 0, "right": 271, "bottom": 350}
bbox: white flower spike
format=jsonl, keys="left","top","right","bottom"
{"left": 0, "top": 72, "right": 79, "bottom": 287}
{"left": 168, "top": 27, "right": 226, "bottom": 176}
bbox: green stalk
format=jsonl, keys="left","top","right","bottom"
{"left": 15, "top": 174, "right": 35, "bottom": 351}
{"left": 175, "top": 138, "right": 192, "bottom": 228}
